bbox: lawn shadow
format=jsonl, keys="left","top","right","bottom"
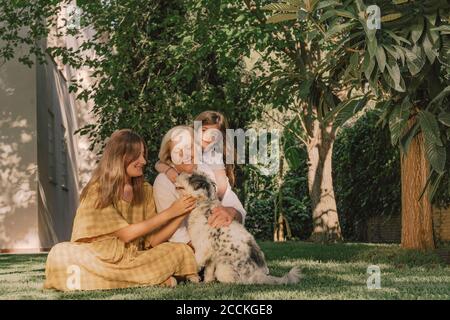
{"left": 0, "top": 242, "right": 449, "bottom": 300}
{"left": 260, "top": 241, "right": 447, "bottom": 267}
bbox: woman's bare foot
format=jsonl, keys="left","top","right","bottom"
{"left": 160, "top": 276, "right": 177, "bottom": 288}
{"left": 186, "top": 274, "right": 200, "bottom": 283}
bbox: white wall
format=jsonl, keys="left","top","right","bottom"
{"left": 0, "top": 46, "right": 40, "bottom": 251}
{"left": 37, "top": 23, "right": 99, "bottom": 249}
{"left": 36, "top": 52, "right": 79, "bottom": 249}
{"left": 0, "top": 15, "right": 98, "bottom": 251}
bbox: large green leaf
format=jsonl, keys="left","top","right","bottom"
{"left": 386, "top": 59, "right": 400, "bottom": 85}
{"left": 376, "top": 46, "right": 386, "bottom": 72}
{"left": 333, "top": 96, "right": 367, "bottom": 128}
{"left": 325, "top": 22, "right": 356, "bottom": 39}
{"left": 283, "top": 118, "right": 303, "bottom": 170}
{"left": 393, "top": 45, "right": 406, "bottom": 65}
{"left": 384, "top": 58, "right": 405, "bottom": 92}
{"left": 427, "top": 171, "right": 445, "bottom": 203}
{"left": 418, "top": 170, "right": 445, "bottom": 202}
{"left": 350, "top": 51, "right": 359, "bottom": 70}
{"left": 383, "top": 44, "right": 399, "bottom": 60}
{"left": 381, "top": 12, "right": 403, "bottom": 23}
{"left": 418, "top": 110, "right": 443, "bottom": 147}
{"left": 303, "top": 0, "right": 321, "bottom": 12}
{"left": 363, "top": 52, "right": 375, "bottom": 80}
{"left": 262, "top": 3, "right": 300, "bottom": 12}
{"left": 369, "top": 69, "right": 381, "bottom": 94}
{"left": 405, "top": 45, "right": 425, "bottom": 76}
{"left": 428, "top": 27, "right": 440, "bottom": 45}
{"left": 376, "top": 100, "right": 394, "bottom": 128}
{"left": 384, "top": 29, "right": 410, "bottom": 45}
{"left": 431, "top": 25, "right": 450, "bottom": 35}
{"left": 389, "top": 97, "right": 411, "bottom": 146}
{"left": 439, "top": 112, "right": 450, "bottom": 127}
{"left": 266, "top": 13, "right": 298, "bottom": 23}
{"left": 326, "top": 9, "right": 357, "bottom": 19}
{"left": 423, "top": 134, "right": 446, "bottom": 174}
{"left": 400, "top": 121, "right": 419, "bottom": 154}
{"left": 322, "top": 98, "right": 351, "bottom": 123}
{"left": 344, "top": 51, "right": 360, "bottom": 80}
{"left": 427, "top": 85, "right": 450, "bottom": 109}
{"left": 422, "top": 34, "right": 437, "bottom": 64}
{"left": 284, "top": 145, "right": 303, "bottom": 170}
{"left": 319, "top": 9, "right": 338, "bottom": 21}
{"left": 411, "top": 16, "right": 424, "bottom": 44}
{"left": 425, "top": 12, "right": 437, "bottom": 26}
{"left": 316, "top": 0, "right": 341, "bottom": 10}
{"left": 367, "top": 30, "right": 377, "bottom": 58}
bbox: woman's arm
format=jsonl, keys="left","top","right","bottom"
{"left": 113, "top": 196, "right": 196, "bottom": 244}
{"left": 145, "top": 214, "right": 187, "bottom": 247}
{"left": 155, "top": 161, "right": 179, "bottom": 183}
{"left": 155, "top": 160, "right": 170, "bottom": 173}
{"left": 213, "top": 169, "right": 228, "bottom": 200}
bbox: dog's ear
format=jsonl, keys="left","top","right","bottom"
{"left": 211, "top": 181, "right": 217, "bottom": 193}
{"left": 188, "top": 173, "right": 207, "bottom": 190}
{"left": 188, "top": 173, "right": 212, "bottom": 198}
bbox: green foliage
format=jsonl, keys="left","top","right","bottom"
{"left": 243, "top": 164, "right": 312, "bottom": 241}
{"left": 433, "top": 144, "right": 450, "bottom": 209}
{"left": 333, "top": 110, "right": 401, "bottom": 241}
{"left": 2, "top": 0, "right": 449, "bottom": 242}
{"left": 0, "top": 0, "right": 264, "bottom": 179}
{"left": 324, "top": 0, "right": 450, "bottom": 201}
{"left": 265, "top": 0, "right": 450, "bottom": 203}
{"left": 52, "top": 0, "right": 261, "bottom": 179}
{"left": 333, "top": 109, "right": 450, "bottom": 241}
{"left": 0, "top": 0, "right": 59, "bottom": 67}
{"left": 245, "top": 106, "right": 450, "bottom": 241}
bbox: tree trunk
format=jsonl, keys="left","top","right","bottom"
{"left": 400, "top": 119, "right": 435, "bottom": 250}
{"left": 274, "top": 215, "right": 285, "bottom": 242}
{"left": 307, "top": 119, "right": 342, "bottom": 243}
{"left": 273, "top": 154, "right": 288, "bottom": 242}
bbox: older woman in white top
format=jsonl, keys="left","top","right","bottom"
{"left": 153, "top": 125, "right": 247, "bottom": 245}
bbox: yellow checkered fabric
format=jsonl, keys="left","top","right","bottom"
{"left": 44, "top": 182, "right": 197, "bottom": 291}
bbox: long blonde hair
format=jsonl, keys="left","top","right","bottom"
{"left": 80, "top": 129, "right": 147, "bottom": 208}
{"left": 195, "top": 111, "right": 235, "bottom": 187}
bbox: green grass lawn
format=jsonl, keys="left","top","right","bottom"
{"left": 0, "top": 241, "right": 449, "bottom": 300}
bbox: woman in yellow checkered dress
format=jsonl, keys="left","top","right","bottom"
{"left": 44, "top": 129, "right": 198, "bottom": 291}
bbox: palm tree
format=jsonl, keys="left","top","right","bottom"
{"left": 263, "top": 0, "right": 450, "bottom": 249}
{"left": 248, "top": 0, "right": 374, "bottom": 243}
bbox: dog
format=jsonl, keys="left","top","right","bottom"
{"left": 175, "top": 171, "right": 300, "bottom": 284}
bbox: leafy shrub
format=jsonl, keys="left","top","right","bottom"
{"left": 333, "top": 111, "right": 401, "bottom": 241}
{"left": 243, "top": 160, "right": 312, "bottom": 241}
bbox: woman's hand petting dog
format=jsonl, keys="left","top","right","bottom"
{"left": 208, "top": 206, "right": 237, "bottom": 228}
{"left": 170, "top": 196, "right": 197, "bottom": 218}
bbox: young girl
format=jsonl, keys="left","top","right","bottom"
{"left": 44, "top": 129, "right": 198, "bottom": 291}
{"left": 155, "top": 111, "right": 234, "bottom": 200}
